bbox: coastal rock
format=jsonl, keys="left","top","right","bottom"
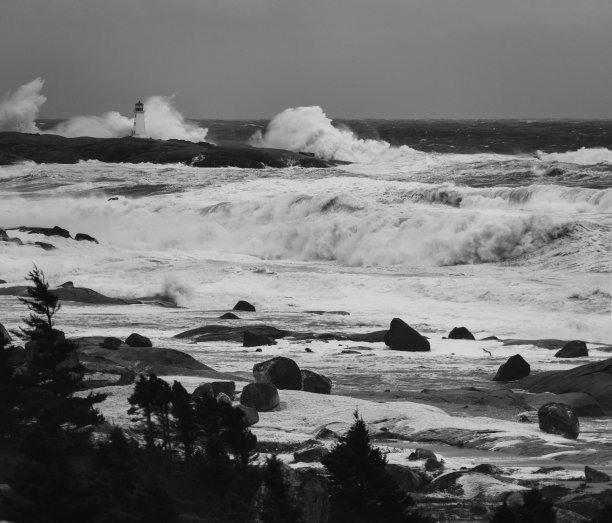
{"left": 35, "top": 241, "right": 56, "bottom": 250}
{"left": 448, "top": 326, "right": 475, "bottom": 340}
{"left": 471, "top": 464, "right": 503, "bottom": 475}
{"left": 425, "top": 471, "right": 526, "bottom": 499}
{"left": 125, "top": 333, "right": 152, "bottom": 348}
{"left": 383, "top": 318, "right": 430, "bottom": 352}
{"left": 555, "top": 340, "right": 588, "bottom": 359}
{"left": 100, "top": 337, "right": 122, "bottom": 350}
{"left": 301, "top": 369, "right": 332, "bottom": 394}
{"left": 175, "top": 324, "right": 290, "bottom": 343}
{"left": 1, "top": 322, "right": 11, "bottom": 346}
{"left": 425, "top": 458, "right": 444, "bottom": 472}
{"left": 294, "top": 445, "right": 329, "bottom": 463}
{"left": 216, "top": 392, "right": 232, "bottom": 406}
{"left": 493, "top": 354, "right": 530, "bottom": 381}
{"left": 240, "top": 382, "right": 280, "bottom": 412}
{"left": 518, "top": 358, "right": 612, "bottom": 415}
{"left": 219, "top": 312, "right": 239, "bottom": 319}
{"left": 0, "top": 279, "right": 6, "bottom": 284}
{"left": 584, "top": 466, "right": 611, "bottom": 483}
{"left": 233, "top": 300, "right": 256, "bottom": 312}
{"left": 244, "top": 330, "right": 277, "bottom": 347}
{"left": 0, "top": 229, "right": 7, "bottom": 241}
{"left": 59, "top": 281, "right": 74, "bottom": 288}
{"left": 538, "top": 402, "right": 579, "bottom": 439}
{"left": 385, "top": 464, "right": 430, "bottom": 492}
{"left": 20, "top": 225, "right": 71, "bottom": 238}
{"left": 79, "top": 355, "right": 136, "bottom": 388}
{"left": 75, "top": 232, "right": 99, "bottom": 243}
{"left": 237, "top": 404, "right": 259, "bottom": 426}
{"left": 251, "top": 463, "right": 329, "bottom": 523}
{"left": 193, "top": 381, "right": 236, "bottom": 400}
{"left": 253, "top": 356, "right": 302, "bottom": 390}
{"left": 408, "top": 448, "right": 437, "bottom": 461}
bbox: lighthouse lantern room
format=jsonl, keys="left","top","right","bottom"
{"left": 132, "top": 100, "right": 146, "bottom": 137}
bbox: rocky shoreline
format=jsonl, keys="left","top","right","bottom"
{"left": 2, "top": 285, "right": 611, "bottom": 521}
{"left": 0, "top": 132, "right": 344, "bottom": 169}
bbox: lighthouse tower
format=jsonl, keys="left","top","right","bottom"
{"left": 132, "top": 100, "right": 146, "bottom": 137}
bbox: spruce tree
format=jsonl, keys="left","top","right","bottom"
{"left": 256, "top": 455, "right": 302, "bottom": 523}
{"left": 171, "top": 380, "right": 197, "bottom": 461}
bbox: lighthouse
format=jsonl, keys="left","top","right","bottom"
{"left": 132, "top": 100, "right": 146, "bottom": 137}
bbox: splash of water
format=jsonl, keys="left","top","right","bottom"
{"left": 537, "top": 147, "right": 612, "bottom": 165}
{"left": 251, "top": 105, "right": 420, "bottom": 163}
{"left": 0, "top": 79, "right": 207, "bottom": 142}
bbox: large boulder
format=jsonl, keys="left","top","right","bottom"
{"left": 251, "top": 462, "right": 329, "bottom": 523}
{"left": 100, "top": 337, "right": 122, "bottom": 350}
{"left": 219, "top": 312, "right": 239, "bottom": 319}
{"left": 125, "top": 333, "right": 152, "bottom": 348}
{"left": 518, "top": 358, "right": 612, "bottom": 415}
{"left": 193, "top": 381, "right": 236, "bottom": 400}
{"left": 301, "top": 369, "right": 332, "bottom": 394}
{"left": 383, "top": 318, "right": 430, "bottom": 352}
{"left": 493, "top": 354, "right": 530, "bottom": 381}
{"left": 0, "top": 322, "right": 11, "bottom": 346}
{"left": 385, "top": 464, "right": 430, "bottom": 492}
{"left": 538, "top": 402, "right": 580, "bottom": 439}
{"left": 233, "top": 300, "right": 256, "bottom": 312}
{"left": 75, "top": 232, "right": 98, "bottom": 243}
{"left": 555, "top": 340, "right": 588, "bottom": 359}
{"left": 585, "top": 466, "right": 611, "bottom": 483}
{"left": 448, "top": 327, "right": 475, "bottom": 340}
{"left": 244, "top": 330, "right": 277, "bottom": 347}
{"left": 240, "top": 382, "right": 280, "bottom": 412}
{"left": 237, "top": 404, "right": 259, "bottom": 426}
{"left": 253, "top": 356, "right": 302, "bottom": 390}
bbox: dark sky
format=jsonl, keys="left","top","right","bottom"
{"left": 2, "top": 0, "right": 611, "bottom": 118}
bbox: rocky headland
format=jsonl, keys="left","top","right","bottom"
{"left": 0, "top": 132, "right": 343, "bottom": 169}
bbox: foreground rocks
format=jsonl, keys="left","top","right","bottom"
{"left": 448, "top": 326, "right": 475, "bottom": 340}
{"left": 240, "top": 382, "right": 280, "bottom": 412}
{"left": 555, "top": 340, "right": 588, "bottom": 358}
{"left": 0, "top": 132, "right": 342, "bottom": 169}
{"left": 538, "top": 403, "right": 580, "bottom": 439}
{"left": 254, "top": 357, "right": 302, "bottom": 390}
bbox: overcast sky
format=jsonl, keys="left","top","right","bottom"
{"left": 1, "top": 0, "right": 611, "bottom": 119}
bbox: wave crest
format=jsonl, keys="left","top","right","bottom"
{"left": 537, "top": 147, "right": 612, "bottom": 165}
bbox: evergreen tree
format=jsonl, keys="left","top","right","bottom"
{"left": 322, "top": 411, "right": 415, "bottom": 522}
{"left": 490, "top": 489, "right": 556, "bottom": 523}
{"left": 170, "top": 380, "right": 197, "bottom": 461}
{"left": 256, "top": 455, "right": 302, "bottom": 523}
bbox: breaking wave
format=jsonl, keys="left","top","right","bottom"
{"left": 250, "top": 106, "right": 421, "bottom": 163}
{"left": 537, "top": 148, "right": 612, "bottom": 165}
{"left": 0, "top": 79, "right": 207, "bottom": 142}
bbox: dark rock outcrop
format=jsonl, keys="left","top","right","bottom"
{"left": 175, "top": 324, "right": 290, "bottom": 343}
{"left": 0, "top": 132, "right": 343, "bottom": 169}
{"left": 19, "top": 225, "right": 70, "bottom": 238}
{"left": 471, "top": 464, "right": 503, "bottom": 475}
{"left": 219, "top": 312, "right": 239, "bottom": 319}
{"left": 253, "top": 356, "right": 302, "bottom": 390}
{"left": 35, "top": 241, "right": 56, "bottom": 251}
{"left": 125, "top": 333, "right": 152, "bottom": 348}
{"left": 538, "top": 402, "right": 580, "bottom": 439}
{"left": 100, "top": 337, "right": 122, "bottom": 350}
{"left": 301, "top": 370, "right": 332, "bottom": 394}
{"left": 193, "top": 381, "right": 236, "bottom": 400}
{"left": 75, "top": 233, "right": 99, "bottom": 243}
{"left": 518, "top": 358, "right": 612, "bottom": 415}
{"left": 585, "top": 466, "right": 611, "bottom": 483}
{"left": 383, "top": 318, "right": 430, "bottom": 352}
{"left": 408, "top": 448, "right": 437, "bottom": 461}
{"left": 243, "top": 330, "right": 277, "bottom": 347}
{"left": 237, "top": 404, "right": 259, "bottom": 426}
{"left": 555, "top": 340, "right": 588, "bottom": 359}
{"left": 448, "top": 326, "right": 475, "bottom": 340}
{"left": 493, "top": 354, "right": 530, "bottom": 381}
{"left": 233, "top": 300, "right": 256, "bottom": 312}
{"left": 385, "top": 464, "right": 429, "bottom": 492}
{"left": 240, "top": 382, "right": 280, "bottom": 412}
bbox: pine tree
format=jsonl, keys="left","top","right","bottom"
{"left": 171, "top": 381, "right": 197, "bottom": 461}
{"left": 256, "top": 455, "right": 302, "bottom": 523}
{"left": 322, "top": 411, "right": 415, "bottom": 522}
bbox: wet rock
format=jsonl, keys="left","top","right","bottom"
{"left": 0, "top": 229, "right": 7, "bottom": 241}
{"left": 125, "top": 333, "right": 152, "bottom": 348}
{"left": 237, "top": 404, "right": 259, "bottom": 426}
{"left": 481, "top": 335, "right": 500, "bottom": 341}
{"left": 294, "top": 445, "right": 329, "bottom": 463}
{"left": 59, "top": 281, "right": 74, "bottom": 288}
{"left": 493, "top": 354, "right": 530, "bottom": 381}
{"left": 471, "top": 464, "right": 503, "bottom": 475}
{"left": 244, "top": 330, "right": 277, "bottom": 347}
{"left": 305, "top": 348, "right": 313, "bottom": 353}
{"left": 100, "top": 337, "right": 122, "bottom": 350}
{"left": 384, "top": 318, "right": 430, "bottom": 352}
{"left": 538, "top": 402, "right": 579, "bottom": 439}
{"left": 254, "top": 356, "right": 301, "bottom": 390}
{"left": 240, "top": 382, "right": 280, "bottom": 412}
{"left": 340, "top": 349, "right": 360, "bottom": 354}
{"left": 408, "top": 448, "right": 437, "bottom": 461}
{"left": 0, "top": 279, "right": 6, "bottom": 284}
{"left": 585, "top": 465, "right": 611, "bottom": 483}
{"left": 448, "top": 326, "right": 475, "bottom": 340}
{"left": 20, "top": 225, "right": 71, "bottom": 238}
{"left": 385, "top": 464, "right": 430, "bottom": 493}
{"left": 233, "top": 300, "right": 255, "bottom": 312}
{"left": 219, "top": 312, "right": 239, "bottom": 319}
{"left": 35, "top": 241, "right": 56, "bottom": 250}
{"left": 175, "top": 324, "right": 290, "bottom": 342}
{"left": 425, "top": 458, "right": 444, "bottom": 472}
{"left": 193, "top": 381, "right": 236, "bottom": 400}
{"left": 518, "top": 357, "right": 612, "bottom": 415}
{"left": 75, "top": 232, "right": 98, "bottom": 243}
{"left": 313, "top": 425, "right": 340, "bottom": 440}
{"left": 301, "top": 369, "right": 332, "bottom": 394}
{"left": 555, "top": 340, "right": 588, "bottom": 359}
